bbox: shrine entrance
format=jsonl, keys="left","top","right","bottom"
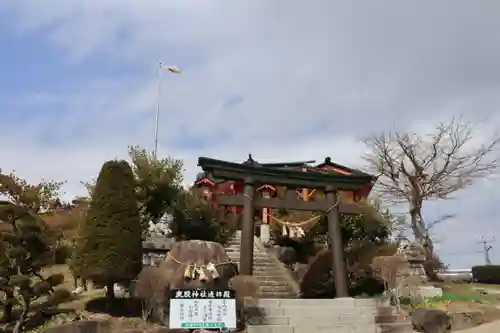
{"left": 197, "top": 156, "right": 375, "bottom": 298}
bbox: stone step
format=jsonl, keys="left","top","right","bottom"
{"left": 259, "top": 287, "right": 296, "bottom": 294}
{"left": 252, "top": 272, "right": 292, "bottom": 277}
{"left": 227, "top": 259, "right": 278, "bottom": 265}
{"left": 229, "top": 273, "right": 293, "bottom": 280}
{"left": 226, "top": 254, "right": 272, "bottom": 260}
{"left": 226, "top": 234, "right": 299, "bottom": 299}
{"left": 251, "top": 266, "right": 291, "bottom": 271}
{"left": 252, "top": 298, "right": 381, "bottom": 307}
{"left": 253, "top": 276, "right": 290, "bottom": 281}
{"left": 259, "top": 281, "right": 292, "bottom": 291}
{"left": 247, "top": 323, "right": 412, "bottom": 333}
{"left": 227, "top": 258, "right": 273, "bottom": 262}
{"left": 248, "top": 314, "right": 405, "bottom": 325}
{"left": 228, "top": 258, "right": 273, "bottom": 263}
{"left": 246, "top": 324, "right": 381, "bottom": 333}
{"left": 252, "top": 270, "right": 289, "bottom": 275}
{"left": 256, "top": 280, "right": 295, "bottom": 287}
{"left": 247, "top": 325, "right": 293, "bottom": 333}
{"left": 248, "top": 316, "right": 364, "bottom": 326}
{"left": 251, "top": 306, "right": 377, "bottom": 317}
{"left": 258, "top": 293, "right": 298, "bottom": 299}
{"left": 231, "top": 263, "right": 283, "bottom": 269}
{"left": 252, "top": 304, "right": 396, "bottom": 313}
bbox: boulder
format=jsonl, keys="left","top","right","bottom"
{"left": 411, "top": 308, "right": 452, "bottom": 333}
{"left": 449, "top": 310, "right": 485, "bottom": 331}
{"left": 132, "top": 240, "right": 239, "bottom": 325}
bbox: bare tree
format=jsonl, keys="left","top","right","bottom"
{"left": 362, "top": 117, "right": 500, "bottom": 254}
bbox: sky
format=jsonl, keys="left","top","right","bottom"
{"left": 1, "top": 0, "right": 500, "bottom": 268}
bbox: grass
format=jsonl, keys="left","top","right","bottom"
{"left": 430, "top": 291, "right": 487, "bottom": 303}
{"left": 472, "top": 283, "right": 500, "bottom": 290}
{"left": 434, "top": 282, "right": 500, "bottom": 304}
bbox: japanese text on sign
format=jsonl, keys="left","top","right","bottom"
{"left": 169, "top": 288, "right": 237, "bottom": 329}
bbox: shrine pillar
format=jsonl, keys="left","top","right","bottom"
{"left": 325, "top": 185, "right": 349, "bottom": 297}
{"left": 240, "top": 178, "right": 255, "bottom": 275}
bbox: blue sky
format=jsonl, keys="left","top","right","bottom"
{"left": 1, "top": 0, "right": 500, "bottom": 268}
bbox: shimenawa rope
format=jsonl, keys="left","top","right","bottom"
{"left": 166, "top": 252, "right": 236, "bottom": 280}
{"left": 242, "top": 193, "right": 340, "bottom": 238}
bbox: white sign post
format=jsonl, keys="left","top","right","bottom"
{"left": 169, "top": 288, "right": 237, "bottom": 330}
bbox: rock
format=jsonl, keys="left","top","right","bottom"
{"left": 72, "top": 287, "right": 85, "bottom": 295}
{"left": 292, "top": 262, "right": 309, "bottom": 280}
{"left": 133, "top": 240, "right": 240, "bottom": 325}
{"left": 276, "top": 246, "right": 297, "bottom": 266}
{"left": 449, "top": 310, "right": 485, "bottom": 331}
{"left": 411, "top": 308, "right": 452, "bottom": 333}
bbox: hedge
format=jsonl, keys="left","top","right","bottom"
{"left": 471, "top": 265, "right": 500, "bottom": 284}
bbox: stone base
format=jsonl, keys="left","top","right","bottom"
{"left": 416, "top": 285, "right": 443, "bottom": 298}
{"left": 260, "top": 224, "right": 270, "bottom": 244}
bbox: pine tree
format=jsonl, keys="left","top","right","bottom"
{"left": 80, "top": 160, "right": 142, "bottom": 299}
{"left": 0, "top": 202, "right": 67, "bottom": 332}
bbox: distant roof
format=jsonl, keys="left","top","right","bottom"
{"left": 312, "top": 156, "right": 373, "bottom": 178}
{"left": 242, "top": 154, "right": 315, "bottom": 169}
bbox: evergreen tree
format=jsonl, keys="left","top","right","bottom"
{"left": 79, "top": 160, "right": 142, "bottom": 299}
{"left": 170, "top": 191, "right": 237, "bottom": 246}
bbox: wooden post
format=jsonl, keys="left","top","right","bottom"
{"left": 239, "top": 179, "right": 255, "bottom": 275}
{"left": 325, "top": 185, "right": 349, "bottom": 297}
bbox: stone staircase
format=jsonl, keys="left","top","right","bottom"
{"left": 226, "top": 231, "right": 299, "bottom": 298}
{"left": 226, "top": 232, "right": 412, "bottom": 332}
{"left": 245, "top": 298, "right": 414, "bottom": 333}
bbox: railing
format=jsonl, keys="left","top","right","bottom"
{"left": 436, "top": 269, "right": 473, "bottom": 282}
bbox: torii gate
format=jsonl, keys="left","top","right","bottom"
{"left": 197, "top": 157, "right": 376, "bottom": 298}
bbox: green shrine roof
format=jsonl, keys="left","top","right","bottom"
{"left": 195, "top": 154, "right": 373, "bottom": 186}
{"left": 197, "top": 155, "right": 376, "bottom": 190}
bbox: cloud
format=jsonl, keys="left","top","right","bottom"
{"left": 1, "top": 0, "right": 500, "bottom": 267}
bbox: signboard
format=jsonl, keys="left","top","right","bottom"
{"left": 169, "top": 288, "right": 237, "bottom": 329}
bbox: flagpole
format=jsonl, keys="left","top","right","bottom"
{"left": 153, "top": 60, "right": 162, "bottom": 161}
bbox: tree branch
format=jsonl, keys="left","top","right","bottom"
{"left": 362, "top": 116, "right": 500, "bottom": 249}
